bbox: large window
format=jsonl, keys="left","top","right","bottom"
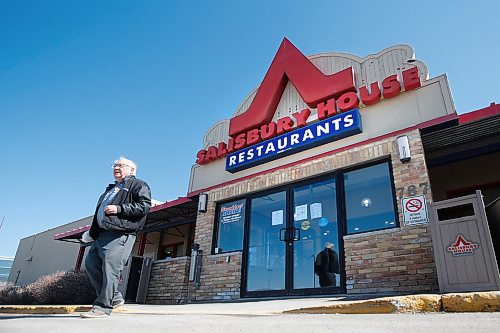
{"left": 343, "top": 162, "right": 397, "bottom": 234}
{"left": 214, "top": 199, "right": 246, "bottom": 253}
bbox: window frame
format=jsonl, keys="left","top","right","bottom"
{"left": 212, "top": 196, "right": 247, "bottom": 255}
{"left": 340, "top": 158, "right": 400, "bottom": 235}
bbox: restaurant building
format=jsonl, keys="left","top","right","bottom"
{"left": 15, "top": 39, "right": 499, "bottom": 303}
{"left": 144, "top": 39, "right": 499, "bottom": 302}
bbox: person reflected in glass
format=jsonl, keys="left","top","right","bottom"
{"left": 314, "top": 242, "right": 340, "bottom": 287}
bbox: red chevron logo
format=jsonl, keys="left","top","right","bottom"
{"left": 447, "top": 235, "right": 479, "bottom": 256}
{"left": 195, "top": 41, "right": 422, "bottom": 166}
{"left": 229, "top": 38, "right": 355, "bottom": 137}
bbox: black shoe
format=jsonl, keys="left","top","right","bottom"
{"left": 112, "top": 299, "right": 125, "bottom": 309}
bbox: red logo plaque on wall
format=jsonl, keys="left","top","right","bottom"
{"left": 447, "top": 235, "right": 479, "bottom": 256}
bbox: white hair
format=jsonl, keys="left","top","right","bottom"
{"left": 115, "top": 156, "right": 137, "bottom": 175}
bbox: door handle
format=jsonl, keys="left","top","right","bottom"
{"left": 293, "top": 228, "right": 300, "bottom": 241}
{"left": 280, "top": 228, "right": 301, "bottom": 241}
{"left": 279, "top": 228, "right": 286, "bottom": 241}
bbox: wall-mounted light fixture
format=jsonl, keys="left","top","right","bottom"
{"left": 198, "top": 193, "right": 208, "bottom": 213}
{"left": 397, "top": 135, "right": 411, "bottom": 163}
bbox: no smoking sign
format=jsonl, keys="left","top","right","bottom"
{"left": 402, "top": 195, "right": 429, "bottom": 226}
{"left": 405, "top": 198, "right": 422, "bottom": 212}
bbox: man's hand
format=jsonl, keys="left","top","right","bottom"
{"left": 81, "top": 230, "right": 94, "bottom": 243}
{"left": 104, "top": 205, "right": 118, "bottom": 215}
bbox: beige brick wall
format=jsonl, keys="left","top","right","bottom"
{"left": 146, "top": 257, "right": 190, "bottom": 304}
{"left": 344, "top": 227, "right": 438, "bottom": 293}
{"left": 187, "top": 252, "right": 242, "bottom": 302}
{"left": 185, "top": 129, "right": 438, "bottom": 299}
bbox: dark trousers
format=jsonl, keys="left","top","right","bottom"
{"left": 85, "top": 231, "right": 136, "bottom": 314}
{"left": 318, "top": 272, "right": 337, "bottom": 287}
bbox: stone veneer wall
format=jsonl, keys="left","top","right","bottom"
{"left": 186, "top": 252, "right": 242, "bottom": 302}
{"left": 146, "top": 257, "right": 190, "bottom": 304}
{"left": 344, "top": 227, "right": 437, "bottom": 293}
{"left": 187, "top": 129, "right": 438, "bottom": 300}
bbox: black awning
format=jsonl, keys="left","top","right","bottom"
{"left": 143, "top": 216, "right": 197, "bottom": 233}
{"left": 422, "top": 114, "right": 500, "bottom": 166}
{"left": 143, "top": 195, "right": 198, "bottom": 233}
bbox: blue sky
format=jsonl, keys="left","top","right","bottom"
{"left": 0, "top": 0, "right": 498, "bottom": 257}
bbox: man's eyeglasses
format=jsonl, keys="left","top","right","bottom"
{"left": 112, "top": 163, "right": 130, "bottom": 169}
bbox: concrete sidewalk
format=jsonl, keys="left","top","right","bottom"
{"left": 0, "top": 291, "right": 498, "bottom": 315}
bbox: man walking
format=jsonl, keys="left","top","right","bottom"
{"left": 80, "top": 157, "right": 151, "bottom": 318}
{"left": 314, "top": 242, "right": 340, "bottom": 287}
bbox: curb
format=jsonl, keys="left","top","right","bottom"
{"left": 284, "top": 295, "right": 442, "bottom": 314}
{"left": 0, "top": 305, "right": 92, "bottom": 314}
{"left": 442, "top": 291, "right": 500, "bottom": 312}
{"left": 0, "top": 292, "right": 498, "bottom": 315}
{"left": 285, "top": 291, "right": 499, "bottom": 314}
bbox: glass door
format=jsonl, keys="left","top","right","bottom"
{"left": 292, "top": 178, "right": 341, "bottom": 292}
{"left": 243, "top": 177, "right": 342, "bottom": 297}
{"left": 245, "top": 190, "right": 287, "bottom": 294}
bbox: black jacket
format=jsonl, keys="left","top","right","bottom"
{"left": 314, "top": 248, "right": 340, "bottom": 275}
{"left": 89, "top": 176, "right": 151, "bottom": 239}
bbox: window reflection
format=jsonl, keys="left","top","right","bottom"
{"left": 246, "top": 191, "right": 286, "bottom": 291}
{"left": 344, "top": 162, "right": 397, "bottom": 234}
{"left": 314, "top": 242, "right": 340, "bottom": 287}
{"left": 293, "top": 179, "right": 339, "bottom": 289}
